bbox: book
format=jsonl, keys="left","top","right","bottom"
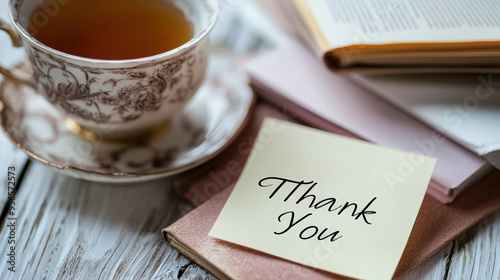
{"left": 245, "top": 43, "right": 492, "bottom": 203}
{"left": 290, "top": 0, "right": 500, "bottom": 73}
{"left": 164, "top": 168, "right": 500, "bottom": 279}
{"left": 350, "top": 72, "right": 500, "bottom": 169}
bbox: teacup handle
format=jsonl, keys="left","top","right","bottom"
{"left": 0, "top": 18, "right": 36, "bottom": 88}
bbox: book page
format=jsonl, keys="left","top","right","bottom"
{"left": 297, "top": 0, "right": 500, "bottom": 49}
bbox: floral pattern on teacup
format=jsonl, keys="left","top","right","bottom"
{"left": 26, "top": 46, "right": 202, "bottom": 124}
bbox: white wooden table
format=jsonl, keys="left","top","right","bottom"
{"left": 0, "top": 1, "right": 499, "bottom": 279}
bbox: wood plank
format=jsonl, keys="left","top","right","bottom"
{"left": 0, "top": 162, "right": 193, "bottom": 279}
{"left": 0, "top": 132, "right": 28, "bottom": 211}
{"left": 447, "top": 209, "right": 500, "bottom": 279}
{"left": 180, "top": 263, "right": 217, "bottom": 280}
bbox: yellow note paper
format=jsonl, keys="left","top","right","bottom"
{"left": 209, "top": 118, "right": 436, "bottom": 280}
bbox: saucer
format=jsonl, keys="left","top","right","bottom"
{"left": 0, "top": 56, "right": 255, "bottom": 183}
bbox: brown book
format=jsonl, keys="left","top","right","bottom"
{"left": 164, "top": 170, "right": 500, "bottom": 279}
{"left": 164, "top": 102, "right": 500, "bottom": 279}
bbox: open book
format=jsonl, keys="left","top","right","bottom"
{"left": 293, "top": 0, "right": 500, "bottom": 73}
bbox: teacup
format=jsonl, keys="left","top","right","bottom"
{"left": 0, "top": 0, "right": 218, "bottom": 139}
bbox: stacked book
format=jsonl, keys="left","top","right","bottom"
{"left": 247, "top": 0, "right": 500, "bottom": 203}
{"left": 163, "top": 1, "right": 500, "bottom": 279}
{"left": 246, "top": 43, "right": 493, "bottom": 204}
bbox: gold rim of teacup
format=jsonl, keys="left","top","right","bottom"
{"left": 64, "top": 118, "right": 172, "bottom": 144}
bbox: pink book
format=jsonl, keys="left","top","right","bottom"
{"left": 167, "top": 102, "right": 500, "bottom": 279}
{"left": 164, "top": 170, "right": 500, "bottom": 279}
{"left": 246, "top": 43, "right": 491, "bottom": 203}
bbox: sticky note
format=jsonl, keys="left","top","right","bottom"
{"left": 209, "top": 118, "right": 436, "bottom": 280}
